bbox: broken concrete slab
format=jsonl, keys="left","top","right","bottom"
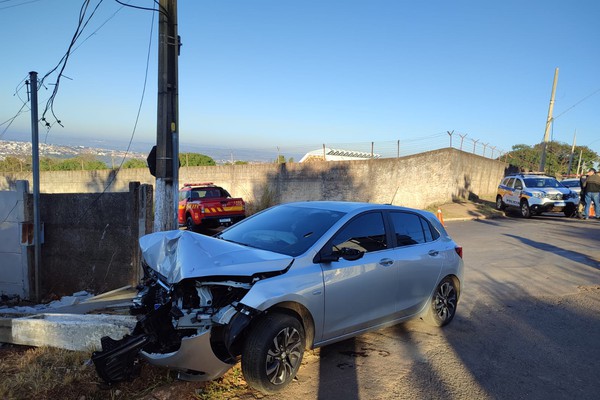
{"left": 0, "top": 286, "right": 136, "bottom": 316}
{"left": 0, "top": 313, "right": 136, "bottom": 351}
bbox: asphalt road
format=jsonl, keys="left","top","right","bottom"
{"left": 258, "top": 216, "right": 600, "bottom": 400}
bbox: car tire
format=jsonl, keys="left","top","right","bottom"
{"left": 520, "top": 200, "right": 531, "bottom": 218}
{"left": 563, "top": 204, "right": 576, "bottom": 218}
{"left": 185, "top": 216, "right": 196, "bottom": 232}
{"left": 242, "top": 313, "right": 305, "bottom": 394}
{"left": 495, "top": 195, "right": 506, "bottom": 210}
{"left": 424, "top": 276, "right": 458, "bottom": 327}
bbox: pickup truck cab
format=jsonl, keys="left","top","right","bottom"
{"left": 178, "top": 182, "right": 245, "bottom": 231}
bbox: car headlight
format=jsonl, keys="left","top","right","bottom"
{"left": 532, "top": 192, "right": 545, "bottom": 199}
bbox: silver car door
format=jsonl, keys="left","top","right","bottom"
{"left": 320, "top": 211, "right": 398, "bottom": 341}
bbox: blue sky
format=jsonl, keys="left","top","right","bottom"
{"left": 1, "top": 0, "right": 599, "bottom": 158}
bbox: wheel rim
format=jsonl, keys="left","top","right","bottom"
{"left": 521, "top": 203, "right": 529, "bottom": 216}
{"left": 265, "top": 326, "right": 303, "bottom": 386}
{"left": 433, "top": 281, "right": 457, "bottom": 322}
{"left": 496, "top": 197, "right": 502, "bottom": 209}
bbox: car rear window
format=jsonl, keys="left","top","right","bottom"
{"left": 389, "top": 212, "right": 439, "bottom": 247}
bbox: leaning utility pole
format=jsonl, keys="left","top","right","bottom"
{"left": 154, "top": 0, "right": 179, "bottom": 232}
{"left": 539, "top": 67, "right": 559, "bottom": 172}
{"left": 567, "top": 130, "right": 576, "bottom": 176}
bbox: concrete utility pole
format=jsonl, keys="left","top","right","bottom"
{"left": 567, "top": 130, "right": 576, "bottom": 176}
{"left": 154, "top": 0, "right": 180, "bottom": 232}
{"left": 29, "top": 71, "right": 42, "bottom": 301}
{"left": 539, "top": 67, "right": 559, "bottom": 172}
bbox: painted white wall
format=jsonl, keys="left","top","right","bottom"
{"left": 0, "top": 181, "right": 30, "bottom": 298}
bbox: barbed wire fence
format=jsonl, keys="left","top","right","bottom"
{"left": 236, "top": 132, "right": 510, "bottom": 163}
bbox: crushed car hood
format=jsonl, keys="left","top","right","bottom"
{"left": 139, "top": 230, "right": 294, "bottom": 284}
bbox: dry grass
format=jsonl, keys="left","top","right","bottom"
{"left": 0, "top": 344, "right": 258, "bottom": 400}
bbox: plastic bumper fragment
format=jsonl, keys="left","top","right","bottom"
{"left": 91, "top": 334, "right": 150, "bottom": 384}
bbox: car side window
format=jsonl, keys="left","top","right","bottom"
{"left": 514, "top": 179, "right": 523, "bottom": 190}
{"left": 506, "top": 178, "right": 515, "bottom": 188}
{"left": 389, "top": 212, "right": 429, "bottom": 246}
{"left": 330, "top": 212, "right": 387, "bottom": 254}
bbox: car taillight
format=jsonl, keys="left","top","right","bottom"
{"left": 455, "top": 246, "right": 463, "bottom": 259}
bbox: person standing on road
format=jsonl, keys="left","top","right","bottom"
{"left": 582, "top": 168, "right": 600, "bottom": 220}
{"left": 578, "top": 174, "right": 588, "bottom": 218}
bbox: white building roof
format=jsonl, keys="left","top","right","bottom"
{"left": 299, "top": 148, "right": 381, "bottom": 162}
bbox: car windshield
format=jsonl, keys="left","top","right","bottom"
{"left": 561, "top": 180, "right": 580, "bottom": 188}
{"left": 523, "top": 178, "right": 561, "bottom": 188}
{"left": 216, "top": 204, "right": 346, "bottom": 256}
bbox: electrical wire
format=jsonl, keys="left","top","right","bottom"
{"left": 76, "top": 3, "right": 156, "bottom": 224}
{"left": 0, "top": 0, "right": 42, "bottom": 11}
{"left": 39, "top": 0, "right": 105, "bottom": 129}
{"left": 0, "top": 77, "right": 32, "bottom": 139}
{"left": 114, "top": 0, "right": 168, "bottom": 18}
{"left": 553, "top": 87, "right": 600, "bottom": 121}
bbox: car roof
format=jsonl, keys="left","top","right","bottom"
{"left": 506, "top": 173, "right": 554, "bottom": 179}
{"left": 280, "top": 201, "right": 427, "bottom": 215}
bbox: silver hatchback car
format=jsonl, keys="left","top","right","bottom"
{"left": 93, "top": 201, "right": 464, "bottom": 394}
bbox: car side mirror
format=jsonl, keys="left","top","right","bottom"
{"left": 339, "top": 247, "right": 364, "bottom": 261}
{"left": 315, "top": 251, "right": 340, "bottom": 263}
{"left": 315, "top": 247, "right": 365, "bottom": 263}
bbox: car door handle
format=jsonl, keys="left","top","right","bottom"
{"left": 379, "top": 258, "right": 394, "bottom": 266}
{"left": 428, "top": 250, "right": 439, "bottom": 257}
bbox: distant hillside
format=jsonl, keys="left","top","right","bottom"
{"left": 0, "top": 139, "right": 147, "bottom": 166}
{"left": 0, "top": 138, "right": 304, "bottom": 165}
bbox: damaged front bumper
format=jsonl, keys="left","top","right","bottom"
{"left": 92, "top": 327, "right": 233, "bottom": 383}
{"left": 139, "top": 328, "right": 233, "bottom": 381}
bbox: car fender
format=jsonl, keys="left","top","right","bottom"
{"left": 239, "top": 261, "right": 324, "bottom": 343}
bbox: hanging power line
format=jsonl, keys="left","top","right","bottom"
{"left": 39, "top": 0, "right": 105, "bottom": 130}
{"left": 0, "top": 0, "right": 43, "bottom": 11}
{"left": 553, "top": 87, "right": 600, "bottom": 121}
{"left": 76, "top": 3, "right": 157, "bottom": 223}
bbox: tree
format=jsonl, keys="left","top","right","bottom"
{"left": 0, "top": 156, "right": 30, "bottom": 172}
{"left": 122, "top": 159, "right": 147, "bottom": 168}
{"left": 223, "top": 160, "right": 249, "bottom": 165}
{"left": 179, "top": 153, "right": 216, "bottom": 167}
{"left": 53, "top": 155, "right": 107, "bottom": 171}
{"left": 504, "top": 142, "right": 599, "bottom": 176}
{"left": 40, "top": 157, "right": 60, "bottom": 171}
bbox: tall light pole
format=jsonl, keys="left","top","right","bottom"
{"left": 154, "top": 0, "right": 180, "bottom": 232}
{"left": 539, "top": 68, "right": 559, "bottom": 172}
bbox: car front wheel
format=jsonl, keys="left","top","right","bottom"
{"left": 520, "top": 200, "right": 531, "bottom": 218}
{"left": 424, "top": 276, "right": 458, "bottom": 327}
{"left": 564, "top": 204, "right": 576, "bottom": 217}
{"left": 242, "top": 313, "right": 305, "bottom": 394}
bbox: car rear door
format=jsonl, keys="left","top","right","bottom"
{"left": 320, "top": 211, "right": 398, "bottom": 341}
{"left": 388, "top": 211, "right": 444, "bottom": 317}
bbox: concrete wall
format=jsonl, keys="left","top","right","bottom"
{"left": 0, "top": 149, "right": 507, "bottom": 209}
{"left": 0, "top": 148, "right": 507, "bottom": 298}
{"left": 38, "top": 183, "right": 153, "bottom": 298}
{"left": 0, "top": 181, "right": 31, "bottom": 298}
